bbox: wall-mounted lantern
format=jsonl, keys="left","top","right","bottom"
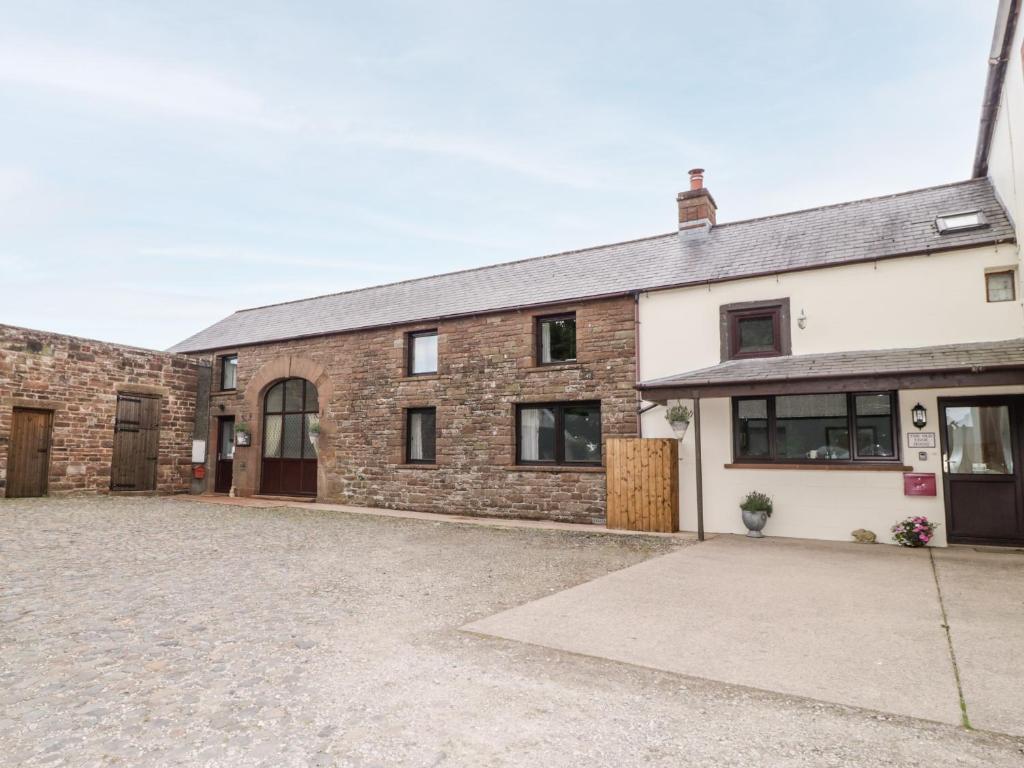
{"left": 911, "top": 403, "right": 928, "bottom": 430}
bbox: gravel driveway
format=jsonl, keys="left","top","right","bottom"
{"left": 2, "top": 497, "right": 1022, "bottom": 768}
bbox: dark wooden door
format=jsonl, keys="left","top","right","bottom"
{"left": 214, "top": 417, "right": 235, "bottom": 493}
{"left": 940, "top": 396, "right": 1024, "bottom": 546}
{"left": 6, "top": 408, "right": 52, "bottom": 497}
{"left": 260, "top": 378, "right": 318, "bottom": 496}
{"left": 110, "top": 394, "right": 161, "bottom": 492}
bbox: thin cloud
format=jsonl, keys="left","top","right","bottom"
{"left": 0, "top": 36, "right": 288, "bottom": 129}
{"left": 138, "top": 245, "right": 411, "bottom": 274}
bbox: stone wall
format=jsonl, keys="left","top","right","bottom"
{"left": 0, "top": 324, "right": 201, "bottom": 495}
{"left": 196, "top": 296, "right": 638, "bottom": 524}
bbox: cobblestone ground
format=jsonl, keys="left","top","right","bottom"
{"left": 2, "top": 498, "right": 1022, "bottom": 768}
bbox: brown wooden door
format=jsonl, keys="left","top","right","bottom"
{"left": 260, "top": 378, "right": 318, "bottom": 497}
{"left": 940, "top": 396, "right": 1024, "bottom": 546}
{"left": 214, "top": 417, "right": 235, "bottom": 493}
{"left": 6, "top": 408, "right": 53, "bottom": 498}
{"left": 110, "top": 394, "right": 161, "bottom": 491}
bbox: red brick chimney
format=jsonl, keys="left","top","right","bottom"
{"left": 677, "top": 168, "right": 717, "bottom": 230}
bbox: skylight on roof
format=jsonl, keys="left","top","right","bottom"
{"left": 935, "top": 211, "right": 988, "bottom": 234}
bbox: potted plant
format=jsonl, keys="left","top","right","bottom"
{"left": 307, "top": 419, "right": 321, "bottom": 456}
{"left": 234, "top": 422, "right": 252, "bottom": 447}
{"left": 664, "top": 403, "right": 693, "bottom": 439}
{"left": 740, "top": 491, "right": 773, "bottom": 538}
{"left": 891, "top": 516, "right": 938, "bottom": 547}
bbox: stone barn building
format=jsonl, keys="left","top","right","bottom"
{"left": 0, "top": 325, "right": 203, "bottom": 497}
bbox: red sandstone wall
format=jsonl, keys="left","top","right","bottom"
{"left": 0, "top": 324, "right": 201, "bottom": 496}
{"left": 195, "top": 296, "right": 637, "bottom": 524}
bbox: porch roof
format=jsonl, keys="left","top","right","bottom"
{"left": 638, "top": 338, "right": 1024, "bottom": 401}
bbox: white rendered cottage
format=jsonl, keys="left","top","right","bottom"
{"left": 635, "top": 0, "right": 1024, "bottom": 547}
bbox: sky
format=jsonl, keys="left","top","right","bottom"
{"left": 0, "top": 0, "right": 999, "bottom": 350}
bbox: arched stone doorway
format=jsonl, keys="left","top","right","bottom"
{"left": 260, "top": 377, "right": 319, "bottom": 496}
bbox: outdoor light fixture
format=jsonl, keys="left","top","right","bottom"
{"left": 912, "top": 403, "right": 928, "bottom": 430}
{"left": 797, "top": 309, "right": 807, "bottom": 329}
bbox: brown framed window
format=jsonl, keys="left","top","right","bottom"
{"left": 407, "top": 330, "right": 438, "bottom": 375}
{"left": 406, "top": 407, "right": 436, "bottom": 464}
{"left": 516, "top": 401, "right": 601, "bottom": 465}
{"left": 219, "top": 355, "right": 238, "bottom": 390}
{"left": 732, "top": 392, "right": 899, "bottom": 464}
{"left": 536, "top": 313, "right": 577, "bottom": 364}
{"left": 986, "top": 270, "right": 1016, "bottom": 303}
{"left": 720, "top": 299, "right": 790, "bottom": 361}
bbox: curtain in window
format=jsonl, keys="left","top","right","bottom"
{"left": 540, "top": 323, "right": 552, "bottom": 364}
{"left": 520, "top": 408, "right": 542, "bottom": 460}
{"left": 410, "top": 412, "right": 424, "bottom": 460}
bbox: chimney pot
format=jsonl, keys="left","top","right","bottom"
{"left": 678, "top": 168, "right": 717, "bottom": 230}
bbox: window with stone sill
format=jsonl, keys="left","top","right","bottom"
{"left": 406, "top": 407, "right": 436, "bottom": 464}
{"left": 219, "top": 355, "right": 238, "bottom": 390}
{"left": 535, "top": 313, "right": 577, "bottom": 365}
{"left": 516, "top": 401, "right": 601, "bottom": 466}
{"left": 407, "top": 330, "right": 438, "bottom": 376}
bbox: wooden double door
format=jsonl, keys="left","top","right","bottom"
{"left": 6, "top": 408, "right": 53, "bottom": 497}
{"left": 940, "top": 395, "right": 1024, "bottom": 546}
{"left": 110, "top": 393, "right": 161, "bottom": 492}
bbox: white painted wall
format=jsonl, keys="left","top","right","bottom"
{"left": 639, "top": 245, "right": 1022, "bottom": 381}
{"left": 653, "top": 387, "right": 1024, "bottom": 546}
{"left": 987, "top": 5, "right": 1024, "bottom": 244}
{"left": 639, "top": 245, "right": 1024, "bottom": 545}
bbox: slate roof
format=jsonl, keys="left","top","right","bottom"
{"left": 169, "top": 178, "right": 1014, "bottom": 353}
{"left": 639, "top": 338, "right": 1024, "bottom": 392}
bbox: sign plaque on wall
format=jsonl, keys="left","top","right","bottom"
{"left": 907, "top": 432, "right": 936, "bottom": 449}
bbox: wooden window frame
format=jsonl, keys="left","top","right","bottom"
{"left": 406, "top": 330, "right": 439, "bottom": 376}
{"left": 731, "top": 391, "right": 901, "bottom": 466}
{"left": 219, "top": 354, "right": 238, "bottom": 391}
{"left": 515, "top": 400, "right": 602, "bottom": 466}
{"left": 986, "top": 270, "right": 1016, "bottom": 303}
{"left": 719, "top": 298, "right": 791, "bottom": 361}
{"left": 535, "top": 312, "right": 578, "bottom": 366}
{"left": 405, "top": 407, "right": 437, "bottom": 464}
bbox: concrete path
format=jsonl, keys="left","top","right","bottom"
{"left": 933, "top": 547, "right": 1024, "bottom": 736}
{"left": 465, "top": 535, "right": 1024, "bottom": 736}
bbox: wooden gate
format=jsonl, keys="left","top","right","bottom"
{"left": 606, "top": 438, "right": 679, "bottom": 532}
{"left": 110, "top": 393, "right": 161, "bottom": 492}
{"left": 6, "top": 408, "right": 53, "bottom": 498}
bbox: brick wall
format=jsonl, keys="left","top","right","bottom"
{"left": 0, "top": 324, "right": 201, "bottom": 495}
{"left": 196, "top": 296, "right": 638, "bottom": 524}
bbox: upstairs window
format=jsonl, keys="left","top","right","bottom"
{"left": 406, "top": 407, "right": 437, "bottom": 464}
{"left": 986, "top": 270, "right": 1016, "bottom": 302}
{"left": 720, "top": 299, "right": 790, "bottom": 360}
{"left": 220, "top": 355, "right": 238, "bottom": 391}
{"left": 935, "top": 211, "right": 988, "bottom": 234}
{"left": 407, "top": 330, "right": 438, "bottom": 375}
{"left": 536, "top": 313, "right": 577, "bottom": 364}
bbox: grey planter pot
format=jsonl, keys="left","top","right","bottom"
{"left": 741, "top": 509, "right": 768, "bottom": 538}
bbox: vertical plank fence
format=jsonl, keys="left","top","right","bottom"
{"left": 605, "top": 438, "right": 679, "bottom": 532}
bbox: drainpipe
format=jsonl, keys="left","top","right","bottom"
{"left": 634, "top": 293, "right": 643, "bottom": 437}
{"left": 693, "top": 395, "right": 705, "bottom": 542}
